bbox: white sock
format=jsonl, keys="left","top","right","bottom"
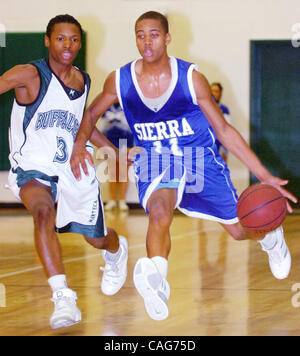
{"left": 106, "top": 200, "right": 116, "bottom": 205}
{"left": 48, "top": 274, "right": 68, "bottom": 293}
{"left": 151, "top": 256, "right": 168, "bottom": 279}
{"left": 103, "top": 240, "right": 122, "bottom": 263}
{"left": 259, "top": 230, "right": 277, "bottom": 250}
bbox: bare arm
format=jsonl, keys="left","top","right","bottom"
{"left": 76, "top": 71, "right": 118, "bottom": 145}
{"left": 0, "top": 64, "right": 39, "bottom": 101}
{"left": 192, "top": 70, "right": 297, "bottom": 210}
{"left": 71, "top": 71, "right": 119, "bottom": 179}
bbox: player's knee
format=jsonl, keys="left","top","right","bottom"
{"left": 230, "top": 228, "right": 246, "bottom": 241}
{"left": 33, "top": 204, "right": 55, "bottom": 228}
{"left": 222, "top": 221, "right": 248, "bottom": 241}
{"left": 148, "top": 199, "right": 173, "bottom": 228}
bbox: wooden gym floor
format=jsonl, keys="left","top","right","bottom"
{"left": 0, "top": 208, "right": 299, "bottom": 336}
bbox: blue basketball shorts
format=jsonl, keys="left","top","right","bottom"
{"left": 133, "top": 147, "right": 239, "bottom": 224}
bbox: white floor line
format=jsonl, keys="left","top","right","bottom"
{"left": 0, "top": 227, "right": 223, "bottom": 280}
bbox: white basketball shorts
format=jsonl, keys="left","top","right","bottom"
{"left": 8, "top": 162, "right": 107, "bottom": 239}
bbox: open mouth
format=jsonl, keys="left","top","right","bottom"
{"left": 144, "top": 48, "right": 153, "bottom": 57}
{"left": 62, "top": 52, "right": 73, "bottom": 60}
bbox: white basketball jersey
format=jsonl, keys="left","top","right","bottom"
{"left": 9, "top": 58, "right": 90, "bottom": 175}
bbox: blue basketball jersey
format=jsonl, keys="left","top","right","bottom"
{"left": 116, "top": 56, "right": 218, "bottom": 155}
{"left": 116, "top": 56, "right": 238, "bottom": 224}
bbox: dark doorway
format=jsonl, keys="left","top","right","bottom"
{"left": 250, "top": 40, "right": 300, "bottom": 209}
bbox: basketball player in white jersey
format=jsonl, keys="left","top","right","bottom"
{"left": 0, "top": 15, "right": 128, "bottom": 329}
{"left": 70, "top": 12, "right": 297, "bottom": 321}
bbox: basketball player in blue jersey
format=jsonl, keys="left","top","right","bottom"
{"left": 0, "top": 15, "right": 128, "bottom": 329}
{"left": 71, "top": 11, "right": 297, "bottom": 321}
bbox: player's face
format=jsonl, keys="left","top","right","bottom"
{"left": 211, "top": 85, "right": 222, "bottom": 103}
{"left": 45, "top": 23, "right": 82, "bottom": 66}
{"left": 135, "top": 19, "right": 171, "bottom": 62}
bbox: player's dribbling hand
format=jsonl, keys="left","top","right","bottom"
{"left": 70, "top": 143, "right": 95, "bottom": 181}
{"left": 261, "top": 175, "right": 298, "bottom": 213}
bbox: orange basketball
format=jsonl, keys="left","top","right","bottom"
{"left": 237, "top": 184, "right": 287, "bottom": 233}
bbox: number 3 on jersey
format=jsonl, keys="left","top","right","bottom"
{"left": 54, "top": 137, "right": 68, "bottom": 163}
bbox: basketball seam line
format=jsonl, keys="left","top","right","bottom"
{"left": 237, "top": 185, "right": 280, "bottom": 208}
{"left": 237, "top": 185, "right": 268, "bottom": 205}
{"left": 241, "top": 207, "right": 286, "bottom": 229}
{"left": 239, "top": 196, "right": 285, "bottom": 221}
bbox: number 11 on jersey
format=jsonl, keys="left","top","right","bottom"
{"left": 153, "top": 138, "right": 183, "bottom": 157}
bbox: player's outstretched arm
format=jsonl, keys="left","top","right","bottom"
{"left": 0, "top": 64, "right": 38, "bottom": 95}
{"left": 192, "top": 70, "right": 298, "bottom": 211}
{"left": 71, "top": 71, "right": 118, "bottom": 180}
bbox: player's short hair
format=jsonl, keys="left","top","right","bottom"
{"left": 211, "top": 82, "right": 223, "bottom": 92}
{"left": 135, "top": 11, "right": 169, "bottom": 34}
{"left": 46, "top": 14, "right": 83, "bottom": 39}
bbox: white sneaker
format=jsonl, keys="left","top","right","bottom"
{"left": 133, "top": 257, "right": 170, "bottom": 321}
{"left": 119, "top": 200, "right": 129, "bottom": 211}
{"left": 50, "top": 289, "right": 81, "bottom": 329}
{"left": 105, "top": 200, "right": 117, "bottom": 211}
{"left": 100, "top": 236, "right": 128, "bottom": 295}
{"left": 259, "top": 225, "right": 291, "bottom": 280}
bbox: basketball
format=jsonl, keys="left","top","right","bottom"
{"left": 237, "top": 184, "right": 287, "bottom": 233}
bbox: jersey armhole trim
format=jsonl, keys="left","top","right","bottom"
{"left": 187, "top": 64, "right": 199, "bottom": 105}
{"left": 115, "top": 68, "right": 124, "bottom": 110}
